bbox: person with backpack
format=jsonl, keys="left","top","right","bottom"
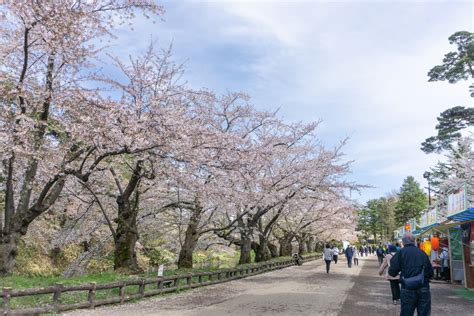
{"left": 378, "top": 244, "right": 400, "bottom": 305}
{"left": 388, "top": 233, "right": 433, "bottom": 316}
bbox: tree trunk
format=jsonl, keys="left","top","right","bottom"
{"left": 306, "top": 237, "right": 314, "bottom": 254}
{"left": 298, "top": 238, "right": 307, "bottom": 255}
{"left": 268, "top": 242, "right": 279, "bottom": 258}
{"left": 177, "top": 207, "right": 202, "bottom": 269}
{"left": 239, "top": 233, "right": 253, "bottom": 264}
{"left": 279, "top": 235, "right": 293, "bottom": 256}
{"left": 254, "top": 235, "right": 271, "bottom": 262}
{"left": 0, "top": 232, "right": 21, "bottom": 275}
{"left": 114, "top": 197, "right": 140, "bottom": 273}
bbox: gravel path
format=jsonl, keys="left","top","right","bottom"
{"left": 64, "top": 256, "right": 364, "bottom": 316}
{"left": 63, "top": 255, "right": 474, "bottom": 315}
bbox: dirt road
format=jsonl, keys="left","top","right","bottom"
{"left": 65, "top": 255, "right": 474, "bottom": 315}
{"left": 65, "top": 256, "right": 363, "bottom": 316}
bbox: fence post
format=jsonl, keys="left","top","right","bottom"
{"left": 53, "top": 283, "right": 63, "bottom": 311}
{"left": 119, "top": 282, "right": 126, "bottom": 303}
{"left": 3, "top": 287, "right": 11, "bottom": 315}
{"left": 88, "top": 282, "right": 96, "bottom": 309}
{"left": 139, "top": 280, "right": 145, "bottom": 297}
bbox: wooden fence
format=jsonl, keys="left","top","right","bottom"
{"left": 1, "top": 255, "right": 318, "bottom": 315}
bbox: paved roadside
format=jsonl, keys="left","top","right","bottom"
{"left": 340, "top": 255, "right": 474, "bottom": 316}
{"left": 65, "top": 256, "right": 364, "bottom": 316}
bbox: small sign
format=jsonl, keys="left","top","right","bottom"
{"left": 157, "top": 264, "right": 164, "bottom": 277}
{"left": 405, "top": 223, "right": 411, "bottom": 231}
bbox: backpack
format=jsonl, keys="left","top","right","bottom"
{"left": 376, "top": 248, "right": 383, "bottom": 256}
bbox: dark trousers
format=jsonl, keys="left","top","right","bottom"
{"left": 441, "top": 267, "right": 450, "bottom": 281}
{"left": 325, "top": 259, "right": 331, "bottom": 273}
{"left": 353, "top": 258, "right": 359, "bottom": 266}
{"left": 400, "top": 286, "right": 431, "bottom": 316}
{"left": 389, "top": 280, "right": 400, "bottom": 301}
{"left": 333, "top": 255, "right": 338, "bottom": 264}
{"left": 378, "top": 255, "right": 383, "bottom": 266}
{"left": 347, "top": 256, "right": 352, "bottom": 268}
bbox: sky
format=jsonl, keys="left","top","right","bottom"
{"left": 112, "top": 0, "right": 473, "bottom": 204}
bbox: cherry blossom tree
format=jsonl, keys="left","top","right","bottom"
{"left": 0, "top": 1, "right": 163, "bottom": 275}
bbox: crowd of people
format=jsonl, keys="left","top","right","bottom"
{"left": 324, "top": 233, "right": 440, "bottom": 316}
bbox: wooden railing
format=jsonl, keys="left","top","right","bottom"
{"left": 1, "top": 255, "right": 318, "bottom": 315}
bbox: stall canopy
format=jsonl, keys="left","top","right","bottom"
{"left": 412, "top": 223, "right": 440, "bottom": 236}
{"left": 447, "top": 207, "right": 474, "bottom": 222}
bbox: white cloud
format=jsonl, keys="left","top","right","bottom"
{"left": 113, "top": 1, "right": 473, "bottom": 202}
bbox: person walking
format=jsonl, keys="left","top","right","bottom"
{"left": 378, "top": 244, "right": 400, "bottom": 305}
{"left": 332, "top": 246, "right": 340, "bottom": 264}
{"left": 439, "top": 247, "right": 450, "bottom": 281}
{"left": 323, "top": 244, "right": 334, "bottom": 273}
{"left": 345, "top": 244, "right": 354, "bottom": 268}
{"left": 376, "top": 245, "right": 384, "bottom": 266}
{"left": 389, "top": 233, "right": 434, "bottom": 316}
{"left": 353, "top": 246, "right": 359, "bottom": 266}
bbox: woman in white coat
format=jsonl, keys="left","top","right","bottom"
{"left": 378, "top": 244, "right": 400, "bottom": 305}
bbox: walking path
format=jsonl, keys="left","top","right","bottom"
{"left": 340, "top": 255, "right": 474, "bottom": 316}
{"left": 65, "top": 255, "right": 473, "bottom": 315}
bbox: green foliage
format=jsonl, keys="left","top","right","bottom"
{"left": 357, "top": 196, "right": 396, "bottom": 243}
{"left": 427, "top": 31, "right": 474, "bottom": 83}
{"left": 395, "top": 176, "right": 427, "bottom": 226}
{"left": 143, "top": 248, "right": 175, "bottom": 267}
{"left": 421, "top": 106, "right": 474, "bottom": 154}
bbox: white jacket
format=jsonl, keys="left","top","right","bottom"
{"left": 332, "top": 248, "right": 339, "bottom": 255}
{"left": 323, "top": 248, "right": 334, "bottom": 261}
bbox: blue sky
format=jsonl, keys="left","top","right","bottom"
{"left": 112, "top": 0, "right": 473, "bottom": 203}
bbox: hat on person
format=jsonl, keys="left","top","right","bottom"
{"left": 387, "top": 244, "right": 397, "bottom": 253}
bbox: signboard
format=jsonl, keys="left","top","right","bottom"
{"left": 420, "top": 208, "right": 438, "bottom": 228}
{"left": 447, "top": 184, "right": 468, "bottom": 216}
{"left": 405, "top": 218, "right": 417, "bottom": 232}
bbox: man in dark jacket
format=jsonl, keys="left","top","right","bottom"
{"left": 345, "top": 245, "right": 354, "bottom": 268}
{"left": 388, "top": 233, "right": 433, "bottom": 316}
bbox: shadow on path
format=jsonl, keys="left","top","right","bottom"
{"left": 339, "top": 256, "right": 474, "bottom": 316}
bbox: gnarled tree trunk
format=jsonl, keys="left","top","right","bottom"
{"left": 114, "top": 196, "right": 140, "bottom": 272}
{"left": 268, "top": 242, "right": 279, "bottom": 258}
{"left": 177, "top": 206, "right": 202, "bottom": 269}
{"left": 254, "top": 235, "right": 271, "bottom": 262}
{"left": 279, "top": 234, "right": 293, "bottom": 256}
{"left": 112, "top": 162, "right": 143, "bottom": 273}
{"left": 239, "top": 233, "right": 253, "bottom": 264}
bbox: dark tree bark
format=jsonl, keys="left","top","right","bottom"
{"left": 254, "top": 235, "right": 271, "bottom": 262}
{"left": 239, "top": 232, "right": 253, "bottom": 264}
{"left": 279, "top": 234, "right": 293, "bottom": 256}
{"left": 113, "top": 162, "right": 143, "bottom": 273}
{"left": 177, "top": 206, "right": 202, "bottom": 269}
{"left": 268, "top": 242, "right": 279, "bottom": 258}
{"left": 298, "top": 237, "right": 307, "bottom": 255}
{"left": 306, "top": 236, "right": 314, "bottom": 254}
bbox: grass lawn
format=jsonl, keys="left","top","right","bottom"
{"left": 0, "top": 253, "right": 318, "bottom": 310}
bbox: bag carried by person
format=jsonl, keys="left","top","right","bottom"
{"left": 401, "top": 266, "right": 424, "bottom": 290}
